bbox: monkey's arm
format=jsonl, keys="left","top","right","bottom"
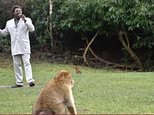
{"left": 65, "top": 90, "right": 77, "bottom": 114}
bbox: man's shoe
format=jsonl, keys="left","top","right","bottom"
{"left": 11, "top": 84, "right": 23, "bottom": 88}
{"left": 29, "top": 82, "right": 35, "bottom": 87}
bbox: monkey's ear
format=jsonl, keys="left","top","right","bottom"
{"left": 54, "top": 70, "right": 70, "bottom": 82}
{"left": 54, "top": 73, "right": 65, "bottom": 81}
{"left": 58, "top": 74, "right": 65, "bottom": 81}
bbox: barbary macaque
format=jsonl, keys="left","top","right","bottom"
{"left": 32, "top": 70, "right": 77, "bottom": 115}
{"left": 74, "top": 66, "right": 82, "bottom": 74}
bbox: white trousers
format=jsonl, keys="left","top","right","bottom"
{"left": 12, "top": 54, "right": 35, "bottom": 85}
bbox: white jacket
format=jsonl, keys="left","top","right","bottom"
{"left": 0, "top": 17, "right": 35, "bottom": 55}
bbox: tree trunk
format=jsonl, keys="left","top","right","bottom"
{"left": 88, "top": 47, "right": 139, "bottom": 70}
{"left": 118, "top": 30, "right": 144, "bottom": 71}
{"left": 83, "top": 32, "right": 99, "bottom": 65}
{"left": 48, "top": 0, "right": 53, "bottom": 48}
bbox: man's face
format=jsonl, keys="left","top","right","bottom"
{"left": 13, "top": 8, "right": 22, "bottom": 19}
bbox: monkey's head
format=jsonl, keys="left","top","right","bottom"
{"left": 54, "top": 70, "right": 74, "bottom": 87}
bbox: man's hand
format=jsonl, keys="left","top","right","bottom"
{"left": 19, "top": 14, "right": 26, "bottom": 22}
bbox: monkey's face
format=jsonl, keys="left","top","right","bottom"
{"left": 54, "top": 70, "right": 74, "bottom": 87}
{"left": 65, "top": 73, "right": 74, "bottom": 87}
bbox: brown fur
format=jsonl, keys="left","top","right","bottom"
{"left": 32, "top": 70, "right": 77, "bottom": 115}
{"left": 74, "top": 66, "right": 82, "bottom": 74}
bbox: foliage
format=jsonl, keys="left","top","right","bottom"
{"left": 52, "top": 0, "right": 154, "bottom": 47}
{"left": 0, "top": 0, "right": 153, "bottom": 49}
{"left": 52, "top": 0, "right": 105, "bottom": 32}
{"left": 53, "top": 0, "right": 153, "bottom": 30}
{"left": 29, "top": 0, "right": 50, "bottom": 47}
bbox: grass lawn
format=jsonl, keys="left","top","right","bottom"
{"left": 0, "top": 57, "right": 154, "bottom": 114}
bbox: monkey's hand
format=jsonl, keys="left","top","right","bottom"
{"left": 67, "top": 106, "right": 77, "bottom": 115}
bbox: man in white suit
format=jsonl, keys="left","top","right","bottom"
{"left": 0, "top": 5, "right": 35, "bottom": 88}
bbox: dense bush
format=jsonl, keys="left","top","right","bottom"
{"left": 51, "top": 0, "right": 154, "bottom": 70}
{"left": 52, "top": 0, "right": 153, "bottom": 39}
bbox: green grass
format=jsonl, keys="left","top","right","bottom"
{"left": 0, "top": 60, "right": 154, "bottom": 114}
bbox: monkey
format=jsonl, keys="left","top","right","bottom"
{"left": 32, "top": 70, "right": 77, "bottom": 115}
{"left": 73, "top": 66, "right": 82, "bottom": 74}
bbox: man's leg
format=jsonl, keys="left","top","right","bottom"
{"left": 22, "top": 53, "right": 35, "bottom": 86}
{"left": 12, "top": 55, "right": 24, "bottom": 86}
